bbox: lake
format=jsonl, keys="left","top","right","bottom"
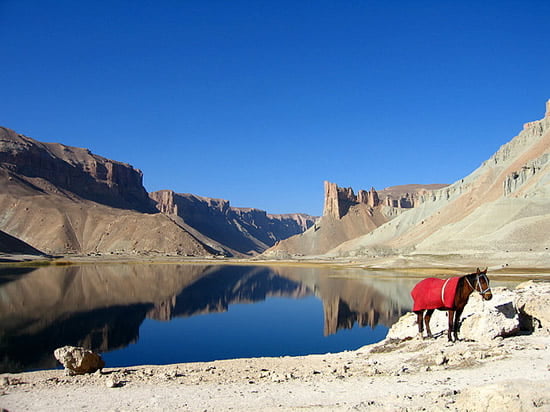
{"left": 0, "top": 263, "right": 518, "bottom": 373}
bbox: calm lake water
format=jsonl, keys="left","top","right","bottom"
{"left": 0, "top": 263, "right": 519, "bottom": 373}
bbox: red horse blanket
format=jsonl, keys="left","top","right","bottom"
{"left": 411, "top": 277, "right": 460, "bottom": 311}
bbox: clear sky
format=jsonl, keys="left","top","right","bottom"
{"left": 1, "top": 1, "right": 549, "bottom": 216}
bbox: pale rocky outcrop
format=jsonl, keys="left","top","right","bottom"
{"left": 53, "top": 346, "right": 105, "bottom": 375}
{"left": 387, "top": 282, "right": 549, "bottom": 342}
{"left": 321, "top": 181, "right": 446, "bottom": 220}
{"left": 328, "top": 99, "right": 550, "bottom": 263}
{"left": 513, "top": 280, "right": 550, "bottom": 332}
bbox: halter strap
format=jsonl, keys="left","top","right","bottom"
{"left": 465, "top": 273, "right": 491, "bottom": 295}
{"left": 477, "top": 273, "right": 491, "bottom": 294}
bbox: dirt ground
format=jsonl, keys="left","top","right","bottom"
{"left": 2, "top": 331, "right": 549, "bottom": 411}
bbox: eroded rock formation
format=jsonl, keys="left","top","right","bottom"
{"left": 0, "top": 127, "right": 315, "bottom": 257}
{"left": 265, "top": 181, "right": 447, "bottom": 257}
{"left": 323, "top": 181, "right": 448, "bottom": 219}
{"left": 151, "top": 190, "right": 316, "bottom": 256}
{"left": 268, "top": 99, "right": 550, "bottom": 263}
{"left": 0, "top": 127, "right": 154, "bottom": 213}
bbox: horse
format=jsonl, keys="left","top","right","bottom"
{"left": 411, "top": 267, "right": 492, "bottom": 342}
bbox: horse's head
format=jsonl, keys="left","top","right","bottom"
{"left": 475, "top": 267, "right": 492, "bottom": 301}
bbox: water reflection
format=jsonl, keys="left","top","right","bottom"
{"left": 0, "top": 264, "right": 417, "bottom": 373}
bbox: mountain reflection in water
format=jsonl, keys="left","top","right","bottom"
{"left": 0, "top": 264, "right": 416, "bottom": 373}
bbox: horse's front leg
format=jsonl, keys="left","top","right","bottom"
{"left": 424, "top": 309, "right": 435, "bottom": 338}
{"left": 447, "top": 309, "right": 455, "bottom": 342}
{"left": 453, "top": 308, "right": 464, "bottom": 341}
{"left": 415, "top": 311, "right": 424, "bottom": 338}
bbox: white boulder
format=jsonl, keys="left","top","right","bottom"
{"left": 54, "top": 346, "right": 105, "bottom": 375}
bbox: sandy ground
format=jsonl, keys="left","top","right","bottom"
{"left": 2, "top": 331, "right": 549, "bottom": 411}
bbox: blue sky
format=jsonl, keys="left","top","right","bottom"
{"left": 1, "top": 1, "right": 549, "bottom": 216}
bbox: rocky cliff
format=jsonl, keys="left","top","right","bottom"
{"left": 150, "top": 190, "right": 316, "bottom": 256}
{"left": 0, "top": 126, "right": 315, "bottom": 257}
{"left": 266, "top": 100, "right": 550, "bottom": 263}
{"left": 323, "top": 181, "right": 448, "bottom": 219}
{"left": 328, "top": 99, "right": 550, "bottom": 264}
{"left": 0, "top": 127, "right": 154, "bottom": 213}
{"left": 265, "top": 181, "right": 447, "bottom": 257}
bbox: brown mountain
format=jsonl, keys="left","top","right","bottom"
{"left": 0, "top": 127, "right": 314, "bottom": 257}
{"left": 0, "top": 127, "right": 155, "bottom": 213}
{"left": 151, "top": 190, "right": 316, "bottom": 256}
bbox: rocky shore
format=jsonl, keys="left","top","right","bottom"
{"left": 1, "top": 281, "right": 549, "bottom": 411}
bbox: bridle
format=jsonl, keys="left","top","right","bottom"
{"left": 465, "top": 273, "right": 491, "bottom": 295}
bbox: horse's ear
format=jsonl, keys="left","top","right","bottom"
{"left": 476, "top": 267, "right": 480, "bottom": 274}
{"left": 484, "top": 267, "right": 488, "bottom": 273}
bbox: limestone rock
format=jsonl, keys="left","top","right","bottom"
{"left": 386, "top": 287, "right": 523, "bottom": 342}
{"left": 460, "top": 288, "right": 520, "bottom": 341}
{"left": 322, "top": 181, "right": 448, "bottom": 220}
{"left": 386, "top": 312, "right": 421, "bottom": 340}
{"left": 514, "top": 280, "right": 550, "bottom": 333}
{"left": 54, "top": 346, "right": 105, "bottom": 375}
{"left": 324, "top": 99, "right": 550, "bottom": 263}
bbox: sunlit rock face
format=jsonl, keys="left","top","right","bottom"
{"left": 270, "top": 99, "right": 550, "bottom": 264}
{"left": 386, "top": 282, "right": 550, "bottom": 342}
{"left": 266, "top": 181, "right": 446, "bottom": 257}
{"left": 0, "top": 127, "right": 154, "bottom": 213}
{"left": 0, "top": 128, "right": 215, "bottom": 256}
{"left": 0, "top": 126, "right": 316, "bottom": 257}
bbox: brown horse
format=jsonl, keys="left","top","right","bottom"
{"left": 411, "top": 268, "right": 492, "bottom": 342}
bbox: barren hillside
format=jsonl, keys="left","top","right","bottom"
{"left": 264, "top": 181, "right": 447, "bottom": 257}
{"left": 0, "top": 127, "right": 314, "bottom": 257}
{"left": 330, "top": 99, "right": 550, "bottom": 263}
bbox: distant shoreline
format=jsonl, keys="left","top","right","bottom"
{"left": 2, "top": 252, "right": 550, "bottom": 280}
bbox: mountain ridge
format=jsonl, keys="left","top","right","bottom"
{"left": 264, "top": 99, "right": 550, "bottom": 266}
{"left": 0, "top": 128, "right": 315, "bottom": 257}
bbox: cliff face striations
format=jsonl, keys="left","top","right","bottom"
{"left": 328, "top": 99, "right": 550, "bottom": 264}
{"left": 0, "top": 127, "right": 315, "bottom": 257}
{"left": 322, "top": 181, "right": 447, "bottom": 219}
{"left": 265, "top": 181, "right": 447, "bottom": 257}
{"left": 0, "top": 127, "right": 154, "bottom": 213}
{"left": 150, "top": 190, "right": 316, "bottom": 256}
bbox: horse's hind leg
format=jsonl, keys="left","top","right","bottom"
{"left": 424, "top": 309, "right": 435, "bottom": 338}
{"left": 453, "top": 308, "right": 464, "bottom": 341}
{"left": 414, "top": 311, "right": 424, "bottom": 338}
{"left": 447, "top": 310, "right": 456, "bottom": 342}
